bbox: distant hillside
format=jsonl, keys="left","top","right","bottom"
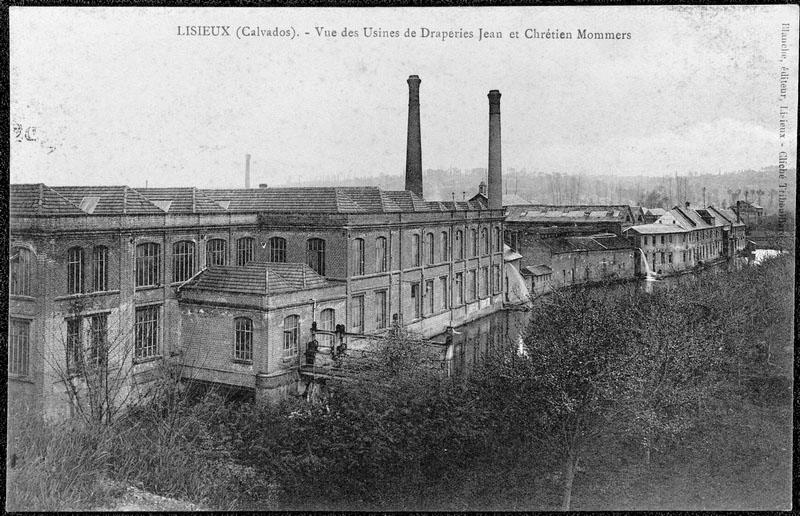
{"left": 289, "top": 166, "right": 796, "bottom": 213}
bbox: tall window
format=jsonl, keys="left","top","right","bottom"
{"left": 237, "top": 237, "right": 255, "bottom": 266}
{"left": 440, "top": 276, "right": 449, "bottom": 310}
{"left": 481, "top": 228, "right": 489, "bottom": 255}
{"left": 319, "top": 308, "right": 335, "bottom": 348}
{"left": 375, "top": 290, "right": 387, "bottom": 329}
{"left": 351, "top": 295, "right": 365, "bottom": 333}
{"left": 306, "top": 238, "right": 326, "bottom": 275}
{"left": 172, "top": 241, "right": 196, "bottom": 283}
{"left": 412, "top": 234, "right": 421, "bottom": 267}
{"left": 410, "top": 283, "right": 421, "bottom": 319}
{"left": 269, "top": 237, "right": 287, "bottom": 263}
{"left": 134, "top": 305, "right": 159, "bottom": 359}
{"left": 234, "top": 317, "right": 253, "bottom": 361}
{"left": 480, "top": 267, "right": 489, "bottom": 298}
{"left": 454, "top": 272, "right": 464, "bottom": 306}
{"left": 67, "top": 246, "right": 84, "bottom": 294}
{"left": 352, "top": 238, "right": 365, "bottom": 276}
{"left": 135, "top": 243, "right": 160, "bottom": 287}
{"left": 493, "top": 265, "right": 502, "bottom": 294}
{"left": 440, "top": 232, "right": 449, "bottom": 261}
{"left": 283, "top": 315, "right": 299, "bottom": 355}
{"left": 66, "top": 318, "right": 83, "bottom": 375}
{"left": 375, "top": 237, "right": 388, "bottom": 272}
{"left": 10, "top": 247, "right": 33, "bottom": 296}
{"left": 90, "top": 313, "right": 108, "bottom": 367}
{"left": 455, "top": 230, "right": 464, "bottom": 260}
{"left": 92, "top": 246, "right": 108, "bottom": 292}
{"left": 494, "top": 227, "right": 502, "bottom": 252}
{"left": 425, "top": 279, "right": 435, "bottom": 315}
{"left": 425, "top": 233, "right": 435, "bottom": 265}
{"left": 8, "top": 319, "right": 30, "bottom": 376}
{"left": 468, "top": 269, "right": 477, "bottom": 300}
{"left": 206, "top": 239, "right": 227, "bottom": 266}
{"left": 471, "top": 229, "right": 478, "bottom": 257}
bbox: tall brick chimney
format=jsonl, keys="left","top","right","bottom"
{"left": 487, "top": 90, "right": 502, "bottom": 210}
{"left": 405, "top": 75, "right": 423, "bottom": 197}
{"left": 245, "top": 153, "right": 251, "bottom": 189}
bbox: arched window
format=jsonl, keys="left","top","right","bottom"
{"left": 283, "top": 315, "right": 299, "bottom": 355}
{"left": 234, "top": 317, "right": 253, "bottom": 361}
{"left": 135, "top": 243, "right": 160, "bottom": 287}
{"left": 172, "top": 241, "right": 196, "bottom": 283}
{"left": 425, "top": 233, "right": 435, "bottom": 265}
{"left": 269, "top": 237, "right": 287, "bottom": 263}
{"left": 236, "top": 237, "right": 255, "bottom": 266}
{"left": 206, "top": 238, "right": 227, "bottom": 266}
{"left": 10, "top": 247, "right": 33, "bottom": 296}
{"left": 471, "top": 228, "right": 478, "bottom": 257}
{"left": 352, "top": 238, "right": 365, "bottom": 275}
{"left": 67, "top": 246, "right": 84, "bottom": 294}
{"left": 375, "top": 237, "right": 387, "bottom": 272}
{"left": 92, "top": 246, "right": 108, "bottom": 292}
{"left": 481, "top": 228, "right": 489, "bottom": 255}
{"left": 440, "top": 231, "right": 449, "bottom": 261}
{"left": 319, "top": 308, "right": 335, "bottom": 348}
{"left": 455, "top": 230, "right": 464, "bottom": 260}
{"left": 306, "top": 238, "right": 326, "bottom": 275}
{"left": 412, "top": 234, "right": 421, "bottom": 267}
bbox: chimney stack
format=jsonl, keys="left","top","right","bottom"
{"left": 487, "top": 90, "right": 502, "bottom": 210}
{"left": 245, "top": 154, "right": 251, "bottom": 189}
{"left": 405, "top": 75, "right": 423, "bottom": 197}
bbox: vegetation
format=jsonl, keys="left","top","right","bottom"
{"left": 6, "top": 253, "right": 793, "bottom": 511}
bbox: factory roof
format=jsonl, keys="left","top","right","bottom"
{"left": 182, "top": 262, "right": 334, "bottom": 295}
{"left": 521, "top": 264, "right": 553, "bottom": 277}
{"left": 625, "top": 223, "right": 688, "bottom": 234}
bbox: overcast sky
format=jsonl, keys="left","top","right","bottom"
{"left": 10, "top": 5, "right": 798, "bottom": 188}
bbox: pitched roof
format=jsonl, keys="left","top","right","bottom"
{"left": 51, "top": 186, "right": 164, "bottom": 215}
{"left": 521, "top": 264, "right": 553, "bottom": 276}
{"left": 543, "top": 233, "right": 637, "bottom": 253}
{"left": 137, "top": 188, "right": 227, "bottom": 213}
{"left": 10, "top": 184, "right": 87, "bottom": 216}
{"left": 626, "top": 223, "right": 687, "bottom": 234}
{"left": 183, "top": 262, "right": 333, "bottom": 295}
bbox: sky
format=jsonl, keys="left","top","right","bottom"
{"left": 9, "top": 5, "right": 799, "bottom": 188}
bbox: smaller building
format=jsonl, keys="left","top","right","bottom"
{"left": 520, "top": 264, "right": 553, "bottom": 296}
{"left": 642, "top": 207, "right": 666, "bottom": 224}
{"left": 734, "top": 200, "right": 764, "bottom": 228}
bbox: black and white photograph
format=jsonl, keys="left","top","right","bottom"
{"left": 6, "top": 4, "right": 797, "bottom": 511}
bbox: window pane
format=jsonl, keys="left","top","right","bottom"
{"left": 283, "top": 315, "right": 299, "bottom": 355}
{"left": 351, "top": 295, "right": 365, "bottom": 333}
{"left": 135, "top": 243, "right": 160, "bottom": 287}
{"left": 375, "top": 291, "right": 387, "bottom": 329}
{"left": 10, "top": 247, "right": 33, "bottom": 296}
{"left": 207, "top": 239, "right": 227, "bottom": 266}
{"left": 92, "top": 246, "right": 108, "bottom": 292}
{"left": 135, "top": 305, "right": 159, "bottom": 358}
{"left": 67, "top": 247, "right": 84, "bottom": 294}
{"left": 90, "top": 314, "right": 108, "bottom": 366}
{"left": 9, "top": 319, "right": 30, "bottom": 376}
{"left": 237, "top": 237, "right": 255, "bottom": 266}
{"left": 353, "top": 239, "right": 365, "bottom": 275}
{"left": 376, "top": 237, "right": 387, "bottom": 272}
{"left": 66, "top": 318, "right": 83, "bottom": 375}
{"left": 412, "top": 234, "right": 420, "bottom": 267}
{"left": 234, "top": 317, "right": 253, "bottom": 361}
{"left": 319, "top": 308, "right": 335, "bottom": 348}
{"left": 172, "top": 241, "right": 196, "bottom": 283}
{"left": 270, "top": 237, "right": 287, "bottom": 263}
{"left": 306, "top": 239, "right": 325, "bottom": 275}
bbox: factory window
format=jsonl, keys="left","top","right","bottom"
{"left": 269, "top": 237, "right": 287, "bottom": 263}
{"left": 440, "top": 276, "right": 449, "bottom": 310}
{"left": 425, "top": 233, "right": 435, "bottom": 265}
{"left": 668, "top": 253, "right": 673, "bottom": 264}
{"left": 660, "top": 235, "right": 665, "bottom": 245}
{"left": 425, "top": 279, "right": 435, "bottom": 315}
{"left": 376, "top": 237, "right": 388, "bottom": 272}
{"left": 206, "top": 238, "right": 227, "bottom": 267}
{"left": 92, "top": 246, "right": 108, "bottom": 292}
{"left": 352, "top": 238, "right": 365, "bottom": 276}
{"left": 283, "top": 315, "right": 299, "bottom": 356}
{"left": 480, "top": 267, "right": 489, "bottom": 298}
{"left": 306, "top": 238, "right": 326, "bottom": 276}
{"left": 67, "top": 246, "right": 84, "bottom": 294}
{"left": 233, "top": 317, "right": 253, "bottom": 362}
{"left": 375, "top": 291, "right": 387, "bottom": 329}
{"left": 660, "top": 252, "right": 665, "bottom": 264}
{"left": 455, "top": 230, "right": 464, "bottom": 260}
{"left": 90, "top": 313, "right": 108, "bottom": 367}
{"left": 236, "top": 237, "right": 255, "bottom": 266}
{"left": 10, "top": 247, "right": 33, "bottom": 296}
{"left": 8, "top": 319, "right": 30, "bottom": 377}
{"left": 493, "top": 265, "right": 501, "bottom": 294}
{"left": 135, "top": 243, "right": 160, "bottom": 287}
{"left": 410, "top": 282, "right": 421, "bottom": 319}
{"left": 668, "top": 234, "right": 673, "bottom": 243}
{"left": 134, "top": 305, "right": 159, "bottom": 359}
{"left": 66, "top": 317, "right": 83, "bottom": 375}
{"left": 454, "top": 272, "right": 464, "bottom": 306}
{"left": 319, "top": 308, "right": 335, "bottom": 348}
{"left": 412, "top": 234, "right": 421, "bottom": 267}
{"left": 471, "top": 229, "right": 478, "bottom": 257}
{"left": 441, "top": 232, "right": 449, "bottom": 261}
{"left": 494, "top": 227, "right": 501, "bottom": 252}
{"left": 172, "top": 241, "right": 196, "bottom": 283}
{"left": 351, "top": 295, "right": 365, "bottom": 333}
{"left": 468, "top": 269, "right": 477, "bottom": 301}
{"left": 481, "top": 228, "right": 489, "bottom": 255}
